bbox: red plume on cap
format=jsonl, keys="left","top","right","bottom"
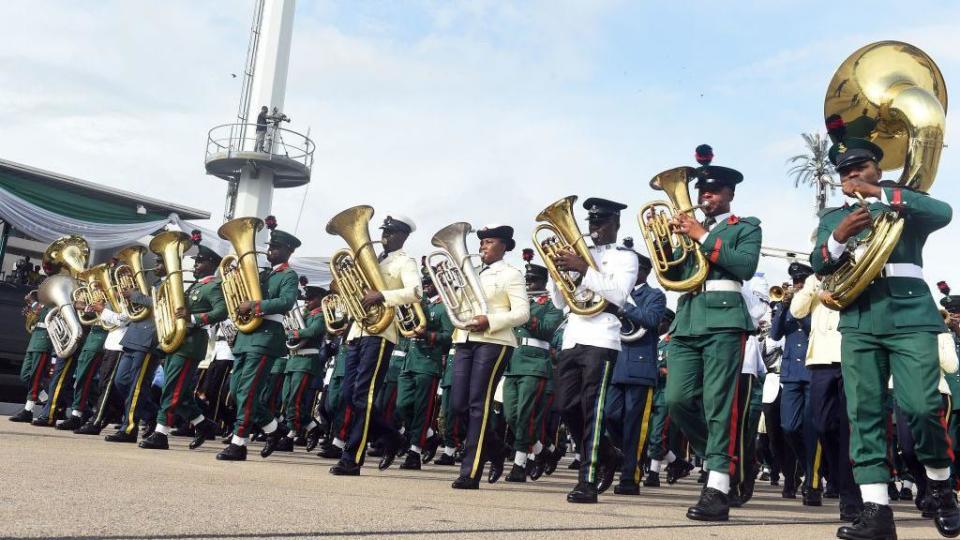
{"left": 522, "top": 248, "right": 534, "bottom": 262}
{"left": 299, "top": 275, "right": 309, "bottom": 287}
{"left": 695, "top": 144, "right": 714, "bottom": 166}
{"left": 938, "top": 281, "right": 951, "bottom": 296}
{"left": 42, "top": 262, "right": 55, "bottom": 275}
{"left": 826, "top": 114, "right": 846, "bottom": 140}
{"left": 190, "top": 229, "right": 202, "bottom": 244}
{"left": 265, "top": 215, "right": 278, "bottom": 230}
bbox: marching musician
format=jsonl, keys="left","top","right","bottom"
{"left": 140, "top": 240, "right": 227, "bottom": 451}
{"left": 502, "top": 262, "right": 564, "bottom": 482}
{"left": 436, "top": 344, "right": 462, "bottom": 466}
{"left": 644, "top": 309, "right": 688, "bottom": 487}
{"left": 548, "top": 198, "right": 638, "bottom": 503}
{"left": 74, "top": 293, "right": 133, "bottom": 436}
{"left": 811, "top": 136, "right": 958, "bottom": 539}
{"left": 604, "top": 249, "right": 666, "bottom": 495}
{"left": 329, "top": 214, "right": 420, "bottom": 475}
{"left": 10, "top": 289, "right": 53, "bottom": 424}
{"left": 393, "top": 273, "right": 453, "bottom": 470}
{"left": 449, "top": 225, "right": 529, "bottom": 489}
{"left": 656, "top": 145, "right": 761, "bottom": 521}
{"left": 59, "top": 280, "right": 112, "bottom": 431}
{"left": 217, "top": 226, "right": 300, "bottom": 461}
{"left": 318, "top": 325, "right": 351, "bottom": 460}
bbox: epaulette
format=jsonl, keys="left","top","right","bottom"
{"left": 729, "top": 216, "right": 760, "bottom": 228}
{"left": 535, "top": 295, "right": 549, "bottom": 305}
{"left": 817, "top": 206, "right": 845, "bottom": 218}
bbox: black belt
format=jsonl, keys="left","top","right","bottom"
{"left": 602, "top": 303, "right": 621, "bottom": 317}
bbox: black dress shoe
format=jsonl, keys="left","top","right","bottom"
{"left": 840, "top": 502, "right": 863, "bottom": 523}
{"left": 452, "top": 475, "right": 480, "bottom": 490}
{"left": 189, "top": 419, "right": 219, "bottom": 450}
{"left": 782, "top": 486, "right": 797, "bottom": 499}
{"left": 435, "top": 453, "right": 456, "bottom": 466}
{"left": 305, "top": 426, "right": 322, "bottom": 452}
{"left": 930, "top": 479, "right": 960, "bottom": 538}
{"left": 139, "top": 431, "right": 169, "bottom": 450}
{"left": 686, "top": 487, "right": 730, "bottom": 521}
{"left": 260, "top": 431, "right": 283, "bottom": 458}
{"left": 104, "top": 429, "right": 137, "bottom": 443}
{"left": 888, "top": 482, "right": 901, "bottom": 501}
{"left": 293, "top": 435, "right": 306, "bottom": 446}
{"left": 216, "top": 443, "right": 248, "bottom": 461}
{"left": 802, "top": 487, "right": 823, "bottom": 506}
{"left": 367, "top": 445, "right": 384, "bottom": 457}
{"left": 9, "top": 409, "right": 33, "bottom": 423}
{"left": 31, "top": 416, "right": 53, "bottom": 427}
{"left": 329, "top": 460, "right": 361, "bottom": 476}
{"left": 171, "top": 425, "right": 194, "bottom": 437}
{"left": 528, "top": 455, "right": 544, "bottom": 481}
{"left": 56, "top": 415, "right": 85, "bottom": 431}
{"left": 898, "top": 486, "right": 913, "bottom": 502}
{"left": 614, "top": 481, "right": 640, "bottom": 496}
{"left": 836, "top": 502, "right": 896, "bottom": 540}
{"left": 422, "top": 434, "right": 441, "bottom": 464}
{"left": 379, "top": 433, "right": 406, "bottom": 470}
{"left": 545, "top": 447, "right": 564, "bottom": 476}
{"left": 697, "top": 470, "right": 707, "bottom": 484}
{"left": 644, "top": 471, "right": 661, "bottom": 487}
{"left": 487, "top": 449, "right": 506, "bottom": 484}
{"left": 317, "top": 445, "right": 343, "bottom": 459}
{"left": 74, "top": 422, "right": 103, "bottom": 435}
{"left": 567, "top": 481, "right": 599, "bottom": 504}
{"left": 597, "top": 453, "right": 621, "bottom": 494}
{"left": 506, "top": 463, "right": 527, "bottom": 483}
{"left": 274, "top": 436, "right": 295, "bottom": 453}
{"left": 568, "top": 458, "right": 581, "bottom": 470}
{"left": 399, "top": 451, "right": 422, "bottom": 470}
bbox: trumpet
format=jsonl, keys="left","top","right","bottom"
{"left": 321, "top": 293, "right": 349, "bottom": 335}
{"left": 533, "top": 196, "right": 607, "bottom": 316}
{"left": 769, "top": 282, "right": 796, "bottom": 303}
{"left": 426, "top": 222, "right": 489, "bottom": 329}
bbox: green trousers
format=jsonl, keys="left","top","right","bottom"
{"left": 283, "top": 370, "right": 316, "bottom": 432}
{"left": 503, "top": 374, "right": 549, "bottom": 453}
{"left": 71, "top": 348, "right": 104, "bottom": 414}
{"left": 842, "top": 331, "right": 951, "bottom": 484}
{"left": 231, "top": 351, "right": 277, "bottom": 437}
{"left": 20, "top": 350, "right": 51, "bottom": 402}
{"left": 647, "top": 383, "right": 683, "bottom": 461}
{"left": 156, "top": 354, "right": 202, "bottom": 428}
{"left": 440, "top": 386, "right": 462, "bottom": 448}
{"left": 396, "top": 371, "right": 439, "bottom": 448}
{"left": 665, "top": 332, "right": 746, "bottom": 475}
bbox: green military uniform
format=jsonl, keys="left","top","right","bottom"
{"left": 71, "top": 325, "right": 108, "bottom": 417}
{"left": 947, "top": 335, "right": 960, "bottom": 479}
{"left": 156, "top": 275, "right": 226, "bottom": 429}
{"left": 20, "top": 304, "right": 53, "bottom": 405}
{"left": 503, "top": 293, "right": 563, "bottom": 455}
{"left": 283, "top": 306, "right": 326, "bottom": 433}
{"left": 665, "top": 212, "right": 761, "bottom": 476}
{"left": 647, "top": 336, "right": 674, "bottom": 461}
{"left": 439, "top": 345, "right": 461, "bottom": 451}
{"left": 267, "top": 356, "right": 288, "bottom": 418}
{"left": 376, "top": 338, "right": 408, "bottom": 430}
{"left": 542, "top": 324, "right": 565, "bottom": 450}
{"left": 325, "top": 334, "right": 350, "bottom": 441}
{"left": 395, "top": 296, "right": 453, "bottom": 450}
{"left": 812, "top": 184, "right": 951, "bottom": 485}
{"left": 230, "top": 262, "right": 299, "bottom": 438}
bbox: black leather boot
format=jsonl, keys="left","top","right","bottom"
{"left": 836, "top": 502, "right": 896, "bottom": 540}
{"left": 930, "top": 479, "right": 960, "bottom": 538}
{"left": 189, "top": 419, "right": 219, "bottom": 450}
{"left": 567, "top": 481, "right": 599, "bottom": 504}
{"left": 686, "top": 487, "right": 730, "bottom": 521}
{"left": 8, "top": 409, "right": 33, "bottom": 423}
{"left": 139, "top": 431, "right": 169, "bottom": 450}
{"left": 399, "top": 451, "right": 422, "bottom": 470}
{"left": 505, "top": 463, "right": 527, "bottom": 483}
{"left": 216, "top": 443, "right": 248, "bottom": 461}
{"left": 57, "top": 415, "right": 85, "bottom": 431}
{"left": 644, "top": 471, "right": 661, "bottom": 487}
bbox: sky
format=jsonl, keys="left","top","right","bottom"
{"left": 2, "top": 0, "right": 959, "bottom": 303}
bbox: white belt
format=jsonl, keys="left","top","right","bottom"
{"left": 520, "top": 337, "right": 550, "bottom": 350}
{"left": 393, "top": 351, "right": 407, "bottom": 357}
{"left": 263, "top": 314, "right": 285, "bottom": 323}
{"left": 295, "top": 348, "right": 320, "bottom": 355}
{"left": 702, "top": 280, "right": 742, "bottom": 293}
{"left": 35, "top": 323, "right": 47, "bottom": 329}
{"left": 881, "top": 263, "right": 923, "bottom": 279}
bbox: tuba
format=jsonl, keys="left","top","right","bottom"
{"left": 283, "top": 302, "right": 307, "bottom": 352}
{"left": 150, "top": 231, "right": 192, "bottom": 354}
{"left": 40, "top": 274, "right": 84, "bottom": 358}
{"left": 217, "top": 217, "right": 265, "bottom": 334}
{"left": 73, "top": 263, "right": 123, "bottom": 329}
{"left": 325, "top": 206, "right": 395, "bottom": 335}
{"left": 42, "top": 235, "right": 89, "bottom": 278}
{"left": 322, "top": 293, "right": 349, "bottom": 335}
{"left": 426, "top": 222, "right": 489, "bottom": 329}
{"left": 533, "top": 196, "right": 608, "bottom": 316}
{"left": 112, "top": 245, "right": 152, "bottom": 321}
{"left": 23, "top": 290, "right": 39, "bottom": 333}
{"left": 637, "top": 168, "right": 710, "bottom": 292}
{"left": 820, "top": 41, "right": 947, "bottom": 310}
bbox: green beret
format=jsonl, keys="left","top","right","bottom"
{"left": 195, "top": 245, "right": 222, "bottom": 263}
{"left": 269, "top": 229, "right": 301, "bottom": 250}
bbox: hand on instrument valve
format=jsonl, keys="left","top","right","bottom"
{"left": 553, "top": 247, "right": 589, "bottom": 274}
{"left": 89, "top": 301, "right": 105, "bottom": 314}
{"left": 174, "top": 306, "right": 190, "bottom": 321}
{"left": 671, "top": 213, "right": 706, "bottom": 242}
{"left": 464, "top": 315, "right": 490, "bottom": 332}
{"left": 360, "top": 290, "right": 385, "bottom": 309}
{"left": 121, "top": 289, "right": 133, "bottom": 300}
{"left": 73, "top": 300, "right": 87, "bottom": 311}
{"left": 832, "top": 207, "right": 872, "bottom": 243}
{"left": 841, "top": 179, "right": 882, "bottom": 201}
{"left": 237, "top": 301, "right": 253, "bottom": 316}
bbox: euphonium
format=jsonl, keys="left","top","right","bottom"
{"left": 820, "top": 41, "right": 946, "bottom": 310}
{"left": 73, "top": 263, "right": 122, "bottom": 329}
{"left": 150, "top": 231, "right": 192, "bottom": 354}
{"left": 283, "top": 302, "right": 307, "bottom": 351}
{"left": 426, "top": 222, "right": 489, "bottom": 329}
{"left": 40, "top": 274, "right": 84, "bottom": 358}
{"left": 112, "top": 245, "right": 152, "bottom": 321}
{"left": 217, "top": 217, "right": 265, "bottom": 334}
{"left": 322, "top": 293, "right": 349, "bottom": 334}
{"left": 326, "top": 206, "right": 396, "bottom": 335}
{"left": 42, "top": 235, "right": 89, "bottom": 278}
{"left": 637, "top": 167, "right": 710, "bottom": 292}
{"left": 533, "top": 196, "right": 607, "bottom": 316}
{"left": 23, "top": 290, "right": 39, "bottom": 333}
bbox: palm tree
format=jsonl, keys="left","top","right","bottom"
{"left": 787, "top": 132, "right": 836, "bottom": 213}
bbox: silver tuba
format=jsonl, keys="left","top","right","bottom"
{"left": 284, "top": 302, "right": 308, "bottom": 352}
{"left": 426, "top": 222, "right": 489, "bottom": 330}
{"left": 40, "top": 274, "right": 84, "bottom": 358}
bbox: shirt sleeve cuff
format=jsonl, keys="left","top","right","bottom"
{"left": 693, "top": 229, "right": 708, "bottom": 243}
{"left": 827, "top": 234, "right": 846, "bottom": 260}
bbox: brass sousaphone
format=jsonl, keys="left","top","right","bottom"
{"left": 218, "top": 217, "right": 266, "bottom": 334}
{"left": 820, "top": 41, "right": 947, "bottom": 310}
{"left": 151, "top": 231, "right": 192, "bottom": 353}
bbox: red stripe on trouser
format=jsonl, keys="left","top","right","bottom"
{"left": 885, "top": 412, "right": 896, "bottom": 476}
{"left": 339, "top": 405, "right": 353, "bottom": 440}
{"left": 726, "top": 334, "right": 746, "bottom": 476}
{"left": 292, "top": 375, "right": 310, "bottom": 431}
{"left": 77, "top": 353, "right": 102, "bottom": 412}
{"left": 30, "top": 353, "right": 49, "bottom": 401}
{"left": 237, "top": 355, "right": 269, "bottom": 437}
{"left": 525, "top": 379, "right": 547, "bottom": 452}
{"left": 939, "top": 407, "right": 956, "bottom": 462}
{"left": 166, "top": 358, "right": 193, "bottom": 427}
{"left": 418, "top": 378, "right": 440, "bottom": 448}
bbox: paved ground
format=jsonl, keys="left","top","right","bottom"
{"left": 0, "top": 419, "right": 939, "bottom": 540}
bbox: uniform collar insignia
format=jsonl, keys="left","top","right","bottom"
{"left": 272, "top": 262, "right": 290, "bottom": 272}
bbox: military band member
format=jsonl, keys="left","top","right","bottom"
{"left": 198, "top": 319, "right": 237, "bottom": 438}
{"left": 274, "top": 285, "right": 328, "bottom": 453}
{"left": 10, "top": 290, "right": 53, "bottom": 423}
{"left": 658, "top": 146, "right": 761, "bottom": 521}
{"left": 75, "top": 302, "right": 131, "bottom": 435}
{"left": 549, "top": 198, "right": 638, "bottom": 503}
{"left": 58, "top": 313, "right": 109, "bottom": 431}
{"left": 503, "top": 263, "right": 563, "bottom": 482}
{"left": 811, "top": 137, "right": 958, "bottom": 539}
{"left": 450, "top": 225, "right": 529, "bottom": 489}
{"left": 140, "top": 242, "right": 227, "bottom": 450}
{"left": 604, "top": 250, "right": 666, "bottom": 495}
{"left": 436, "top": 344, "right": 461, "bottom": 466}
{"left": 217, "top": 227, "right": 300, "bottom": 461}
{"left": 644, "top": 309, "right": 679, "bottom": 487}
{"left": 330, "top": 214, "right": 421, "bottom": 475}
{"left": 394, "top": 275, "right": 453, "bottom": 470}
{"left": 318, "top": 328, "right": 351, "bottom": 460}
